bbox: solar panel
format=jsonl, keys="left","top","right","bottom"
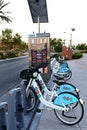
{"left": 27, "top": 0, "right": 48, "bottom": 23}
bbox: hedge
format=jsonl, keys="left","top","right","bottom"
{"left": 72, "top": 52, "right": 83, "bottom": 59}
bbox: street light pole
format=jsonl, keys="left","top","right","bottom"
{"left": 70, "top": 28, "right": 75, "bottom": 47}
{"left": 70, "top": 33, "right": 72, "bottom": 47}
{"left": 64, "top": 32, "right": 71, "bottom": 47}
{"left": 64, "top": 28, "right": 75, "bottom": 47}
{"left": 38, "top": 15, "right": 40, "bottom": 33}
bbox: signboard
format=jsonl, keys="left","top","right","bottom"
{"left": 28, "top": 33, "right": 50, "bottom": 73}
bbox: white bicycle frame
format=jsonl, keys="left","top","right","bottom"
{"left": 35, "top": 69, "right": 80, "bottom": 96}
{"left": 50, "top": 57, "right": 71, "bottom": 76}
{"left": 50, "top": 57, "right": 60, "bottom": 73}
{"left": 26, "top": 73, "right": 68, "bottom": 111}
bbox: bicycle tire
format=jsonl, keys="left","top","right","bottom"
{"left": 63, "top": 70, "right": 72, "bottom": 81}
{"left": 57, "top": 70, "right": 72, "bottom": 81}
{"left": 54, "top": 92, "right": 84, "bottom": 125}
{"left": 26, "top": 87, "right": 37, "bottom": 112}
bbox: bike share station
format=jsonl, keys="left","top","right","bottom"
{"left": 0, "top": 0, "right": 85, "bottom": 129}
{"left": 0, "top": 0, "right": 50, "bottom": 130}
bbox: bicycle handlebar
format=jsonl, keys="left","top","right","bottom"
{"left": 20, "top": 62, "right": 49, "bottom": 80}
{"left": 50, "top": 54, "right": 57, "bottom": 59}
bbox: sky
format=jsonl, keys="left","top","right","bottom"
{"left": 1, "top": 0, "right": 87, "bottom": 46}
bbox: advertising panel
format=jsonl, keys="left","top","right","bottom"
{"left": 28, "top": 33, "right": 50, "bottom": 73}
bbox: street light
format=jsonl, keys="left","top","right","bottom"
{"left": 69, "top": 33, "right": 72, "bottom": 47}
{"left": 64, "top": 28, "right": 75, "bottom": 47}
{"left": 70, "top": 28, "right": 75, "bottom": 47}
{"left": 71, "top": 28, "right": 75, "bottom": 31}
{"left": 63, "top": 31, "right": 71, "bottom": 46}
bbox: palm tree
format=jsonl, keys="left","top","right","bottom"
{"left": 0, "top": 0, "right": 12, "bottom": 23}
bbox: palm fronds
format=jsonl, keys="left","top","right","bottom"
{"left": 0, "top": 0, "right": 12, "bottom": 23}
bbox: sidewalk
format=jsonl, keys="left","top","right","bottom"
{"left": 31, "top": 54, "right": 87, "bottom": 130}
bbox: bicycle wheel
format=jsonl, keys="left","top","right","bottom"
{"left": 26, "top": 87, "right": 37, "bottom": 112}
{"left": 54, "top": 92, "right": 84, "bottom": 125}
{"left": 63, "top": 70, "right": 72, "bottom": 81}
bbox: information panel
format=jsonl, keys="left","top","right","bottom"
{"left": 28, "top": 33, "right": 50, "bottom": 73}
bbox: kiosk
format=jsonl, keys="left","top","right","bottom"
{"left": 28, "top": 33, "right": 50, "bottom": 73}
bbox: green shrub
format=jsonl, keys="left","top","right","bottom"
{"left": 6, "top": 50, "right": 17, "bottom": 58}
{"left": 54, "top": 45, "right": 62, "bottom": 52}
{"left": 72, "top": 52, "right": 83, "bottom": 59}
{"left": 0, "top": 52, "right": 4, "bottom": 59}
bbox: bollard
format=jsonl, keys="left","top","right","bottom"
{"left": 0, "top": 102, "right": 7, "bottom": 130}
{"left": 7, "top": 88, "right": 25, "bottom": 130}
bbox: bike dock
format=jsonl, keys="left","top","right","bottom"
{"left": 0, "top": 81, "right": 39, "bottom": 130}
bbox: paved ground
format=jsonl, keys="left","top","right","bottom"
{"left": 30, "top": 53, "right": 87, "bottom": 130}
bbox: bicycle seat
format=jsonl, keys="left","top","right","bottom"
{"left": 54, "top": 75, "right": 64, "bottom": 80}
{"left": 53, "top": 80, "right": 65, "bottom": 85}
{"left": 20, "top": 62, "right": 49, "bottom": 80}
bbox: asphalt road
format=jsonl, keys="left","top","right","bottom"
{"left": 0, "top": 56, "right": 29, "bottom": 97}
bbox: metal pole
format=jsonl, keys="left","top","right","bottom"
{"left": 71, "top": 28, "right": 75, "bottom": 47}
{"left": 38, "top": 15, "right": 40, "bottom": 33}
{"left": 70, "top": 33, "right": 72, "bottom": 47}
